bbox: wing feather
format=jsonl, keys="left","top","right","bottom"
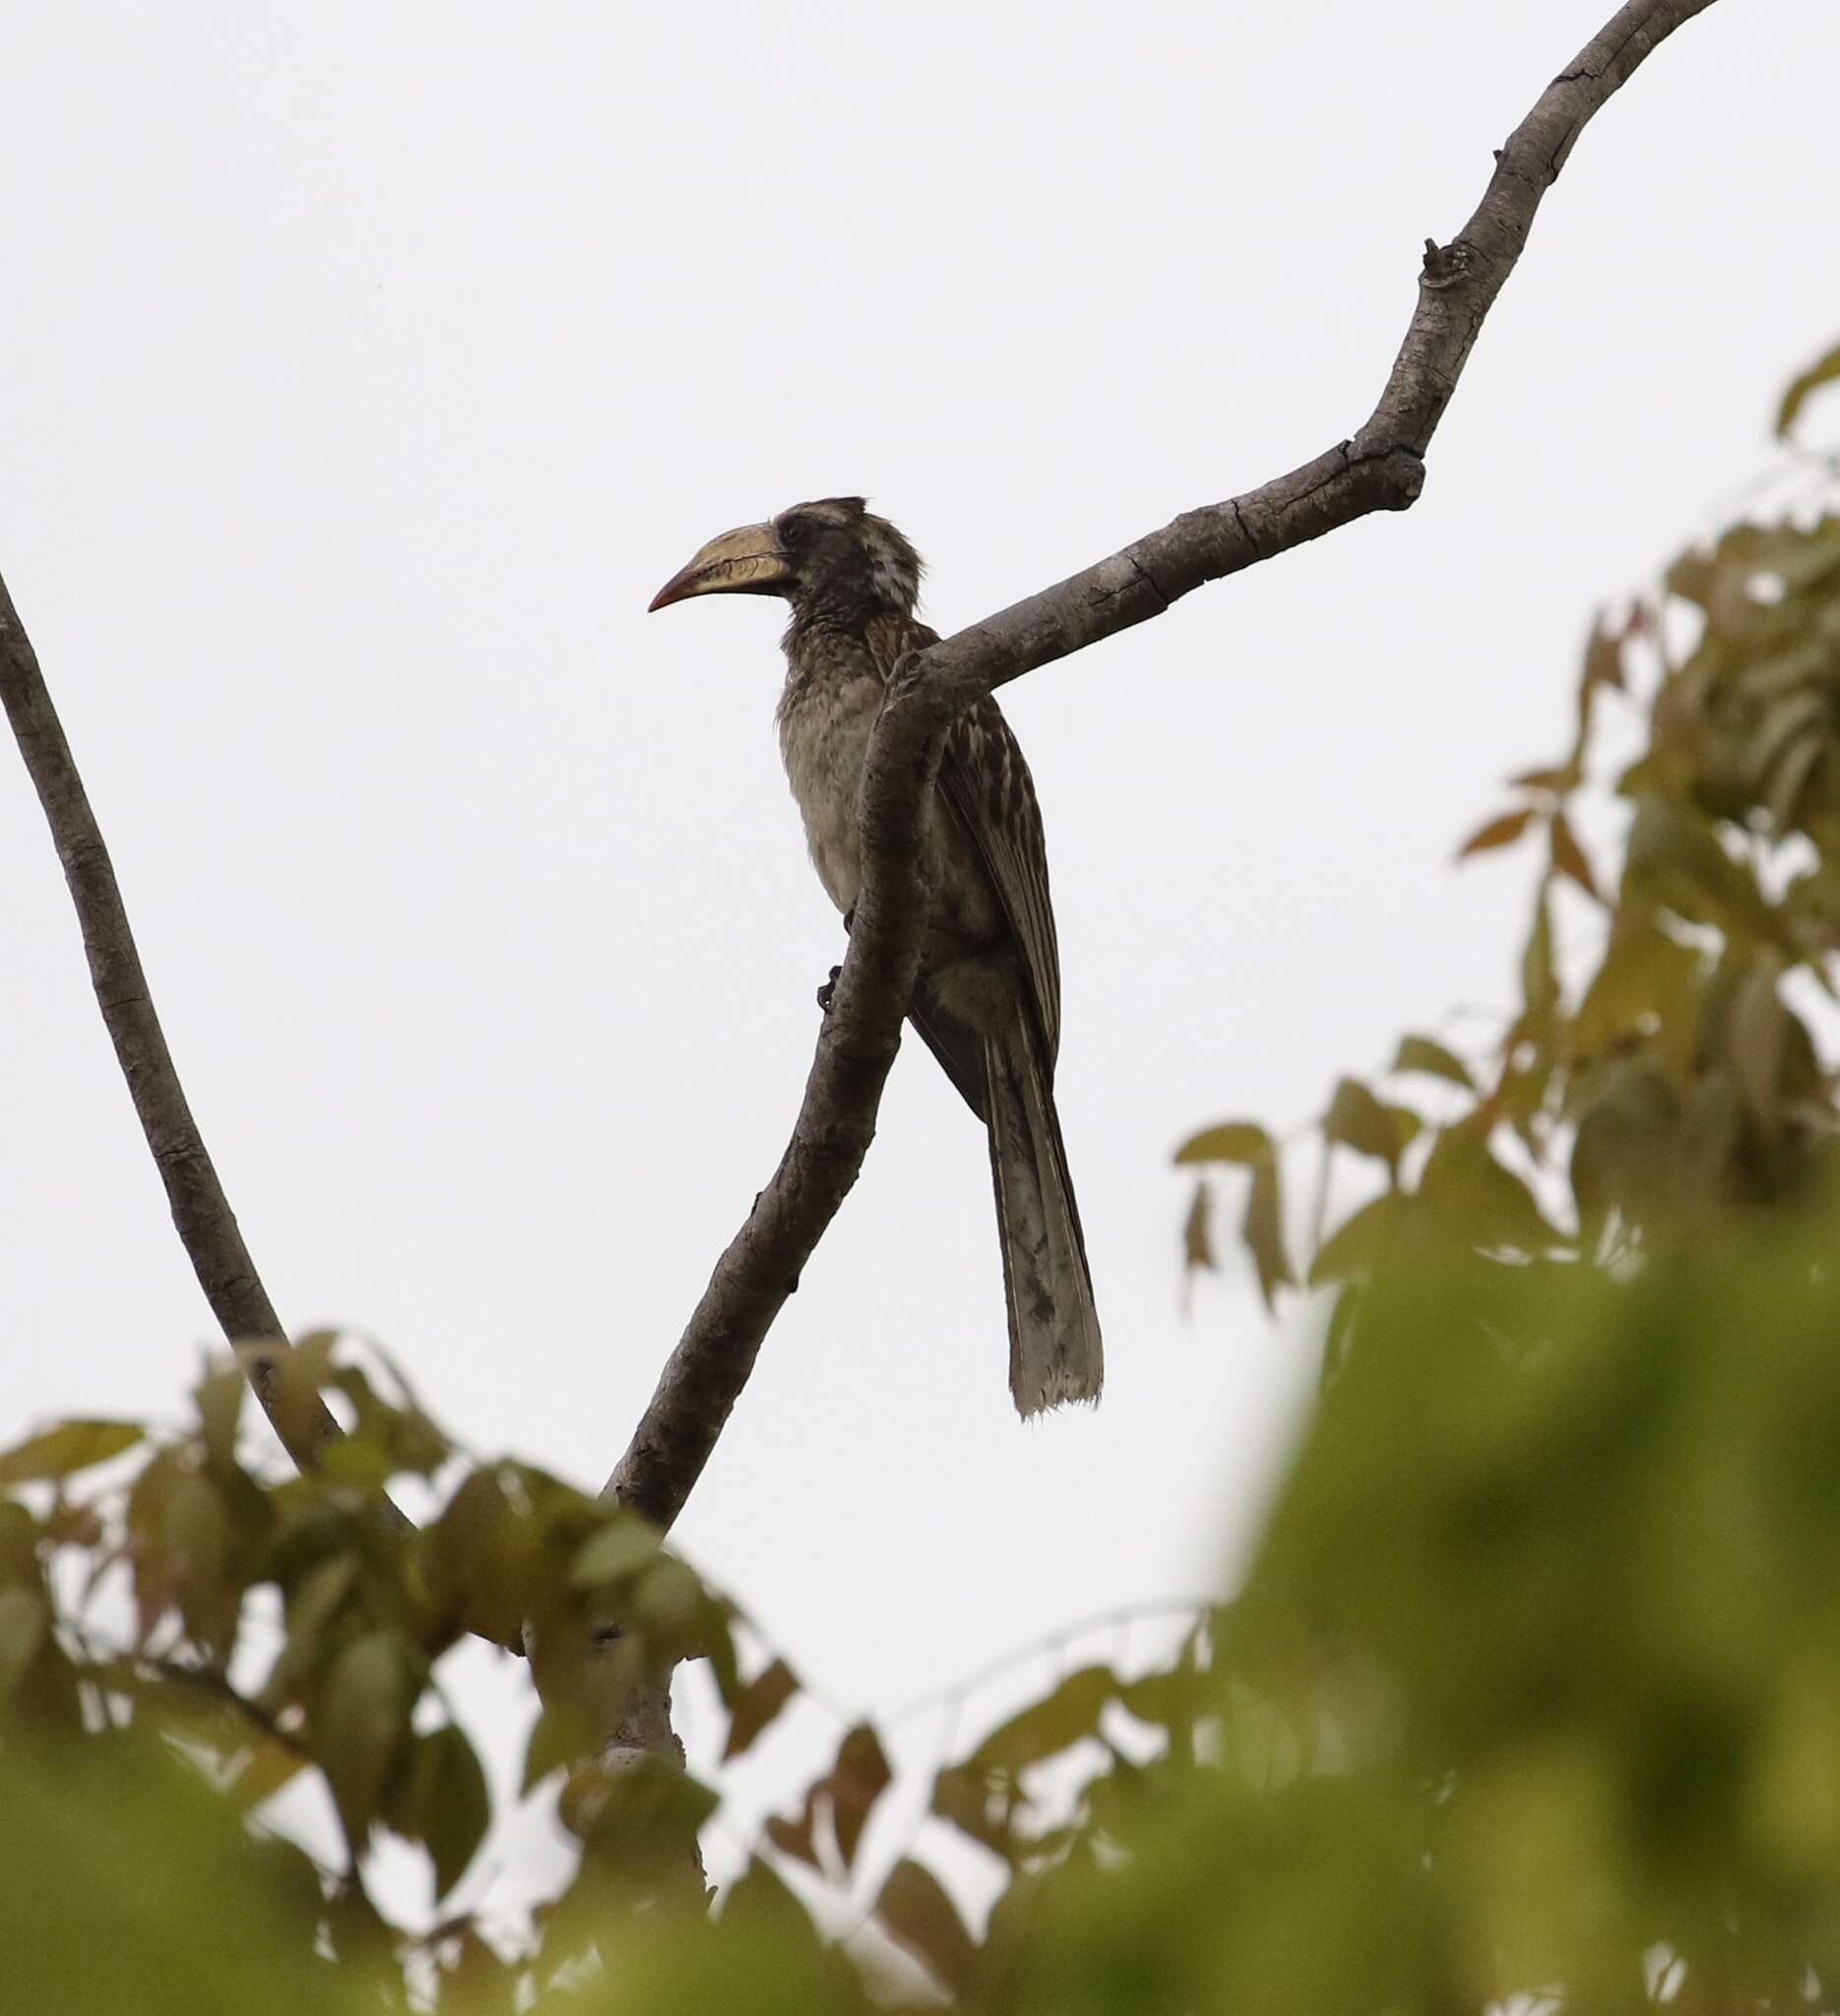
{"left": 864, "top": 613, "right": 1062, "bottom": 1073}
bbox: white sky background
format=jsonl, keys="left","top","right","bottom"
{"left": 2, "top": 0, "right": 1835, "bottom": 1907}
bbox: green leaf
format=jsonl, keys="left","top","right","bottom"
{"left": 970, "top": 1666, "right": 1116, "bottom": 1777}
{"left": 522, "top": 1699, "right": 590, "bottom": 1796}
{"left": 1623, "top": 794, "right": 1779, "bottom": 949}
{"left": 0, "top": 1419, "right": 143, "bottom": 1486}
{"left": 1729, "top": 952, "right": 1789, "bottom": 1139}
{"left": 1419, "top": 1126, "right": 1562, "bottom": 1255}
{"left": 569, "top": 1515, "right": 661, "bottom": 1590}
{"left": 1522, "top": 885, "right": 1559, "bottom": 1028}
{"left": 1456, "top": 807, "right": 1535, "bottom": 860}
{"left": 224, "top": 1732, "right": 309, "bottom": 1813}
{"left": 1324, "top": 1077, "right": 1411, "bottom": 1176}
{"left": 560, "top": 1747, "right": 718, "bottom": 1860}
{"left": 1243, "top": 1154, "right": 1295, "bottom": 1310}
{"left": 409, "top": 1726, "right": 490, "bottom": 1901}
{"left": 270, "top": 1551, "right": 358, "bottom": 1699}
{"left": 876, "top": 1858, "right": 981, "bottom": 2000}
{"left": 318, "top": 1631, "right": 416, "bottom": 1846}
{"left": 1309, "top": 1191, "right": 1420, "bottom": 1287}
{"left": 724, "top": 1658, "right": 799, "bottom": 1761}
{"left": 930, "top": 1763, "right": 1012, "bottom": 1856}
{"left": 634, "top": 1557, "right": 704, "bottom": 1643}
{"left": 192, "top": 1365, "right": 245, "bottom": 1471}
{"left": 0, "top": 1505, "right": 37, "bottom": 1592}
{"left": 1390, "top": 1035, "right": 1475, "bottom": 1090}
{"left": 1570, "top": 1057, "right": 1681, "bottom": 1231}
{"left": 1776, "top": 341, "right": 1840, "bottom": 438}
{"left": 1573, "top": 921, "right": 1703, "bottom": 1063}
{"left": 0, "top": 1587, "right": 47, "bottom": 1703}
{"left": 1174, "top": 1120, "right": 1274, "bottom": 1167}
{"left": 422, "top": 1467, "right": 536, "bottom": 1650}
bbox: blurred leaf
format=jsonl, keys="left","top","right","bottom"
{"left": 634, "top": 1557, "right": 703, "bottom": 1642}
{"left": 876, "top": 1858, "right": 981, "bottom": 2000}
{"left": 932, "top": 1762, "right": 1014, "bottom": 1858}
{"left": 1174, "top": 1121, "right": 1274, "bottom": 1167}
{"left": 1580, "top": 614, "right": 1626, "bottom": 696}
{"left": 763, "top": 1807, "right": 821, "bottom": 1869}
{"left": 405, "top": 1726, "right": 490, "bottom": 1901}
{"left": 569, "top": 1516, "right": 661, "bottom": 1590}
{"left": 1324, "top": 1077, "right": 1410, "bottom": 1176}
{"left": 224, "top": 1732, "right": 309, "bottom": 1813}
{"left": 522, "top": 1699, "right": 589, "bottom": 1796}
{"left": 163, "top": 1472, "right": 235, "bottom": 1655}
{"left": 1456, "top": 808, "right": 1535, "bottom": 860}
{"left": 0, "top": 1419, "right": 142, "bottom": 1486}
{"left": 825, "top": 1724, "right": 892, "bottom": 1869}
{"left": 1508, "top": 764, "right": 1581, "bottom": 794}
{"left": 1243, "top": 1154, "right": 1295, "bottom": 1310}
{"left": 1573, "top": 920, "right": 1703, "bottom": 1062}
{"left": 1419, "top": 1125, "right": 1562, "bottom": 1255}
{"left": 1623, "top": 793, "right": 1779, "bottom": 947}
{"left": 1730, "top": 952, "right": 1789, "bottom": 1141}
{"left": 971, "top": 1666, "right": 1116, "bottom": 1778}
{"left": 1390, "top": 1035, "right": 1475, "bottom": 1090}
{"left": 0, "top": 1503, "right": 40, "bottom": 1587}
{"left": 192, "top": 1365, "right": 245, "bottom": 1471}
{"left": 1182, "top": 1180, "right": 1217, "bottom": 1275}
{"left": 318, "top": 1631, "right": 417, "bottom": 1846}
{"left": 0, "top": 1736, "right": 348, "bottom": 2016}
{"left": 724, "top": 1658, "right": 798, "bottom": 1762}
{"left": 1776, "top": 340, "right": 1840, "bottom": 437}
{"left": 1521, "top": 885, "right": 1559, "bottom": 1029}
{"left": 0, "top": 1587, "right": 47, "bottom": 1704}
{"left": 1570, "top": 1057, "right": 1681, "bottom": 1233}
{"left": 422, "top": 1468, "right": 536, "bottom": 1650}
{"left": 1549, "top": 812, "right": 1600, "bottom": 903}
{"left": 563, "top": 1748, "right": 717, "bottom": 1872}
{"left": 1310, "top": 1191, "right": 1421, "bottom": 1287}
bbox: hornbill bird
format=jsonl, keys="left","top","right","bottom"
{"left": 650, "top": 496, "right": 1103, "bottom": 1416}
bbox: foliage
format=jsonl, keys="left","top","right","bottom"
{"left": 1179, "top": 339, "right": 1840, "bottom": 1345}
{"left": 11, "top": 340, "right": 1840, "bottom": 2009}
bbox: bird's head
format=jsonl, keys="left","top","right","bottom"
{"left": 648, "top": 496, "right": 922, "bottom": 629}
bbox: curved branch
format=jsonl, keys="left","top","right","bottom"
{"left": 608, "top": 0, "right": 1716, "bottom": 1526}
{"left": 0, "top": 572, "right": 346, "bottom": 1475}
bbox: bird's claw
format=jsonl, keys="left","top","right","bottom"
{"left": 816, "top": 965, "right": 843, "bottom": 1015}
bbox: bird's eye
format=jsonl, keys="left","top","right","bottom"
{"left": 777, "top": 513, "right": 812, "bottom": 553}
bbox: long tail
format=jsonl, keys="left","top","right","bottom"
{"left": 983, "top": 1021, "right": 1104, "bottom": 1416}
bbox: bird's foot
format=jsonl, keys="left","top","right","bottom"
{"left": 816, "top": 965, "right": 843, "bottom": 1015}
{"left": 842, "top": 907, "right": 855, "bottom": 935}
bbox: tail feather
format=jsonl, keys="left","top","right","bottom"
{"left": 983, "top": 1024, "right": 1103, "bottom": 1416}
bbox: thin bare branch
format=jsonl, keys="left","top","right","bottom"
{"left": 607, "top": 0, "right": 1719, "bottom": 1529}
{"left": 0, "top": 571, "right": 344, "bottom": 1475}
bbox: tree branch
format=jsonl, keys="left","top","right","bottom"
{"left": 606, "top": 0, "right": 1718, "bottom": 1530}
{"left": 0, "top": 572, "right": 346, "bottom": 1476}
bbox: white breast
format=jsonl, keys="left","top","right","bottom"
{"left": 777, "top": 672, "right": 883, "bottom": 916}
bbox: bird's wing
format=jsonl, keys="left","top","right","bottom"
{"left": 864, "top": 614, "right": 1063, "bottom": 1071}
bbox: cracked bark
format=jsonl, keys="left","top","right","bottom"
{"left": 605, "top": 0, "right": 1720, "bottom": 1534}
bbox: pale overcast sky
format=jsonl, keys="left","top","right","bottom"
{"left": 2, "top": 0, "right": 1833, "bottom": 1910}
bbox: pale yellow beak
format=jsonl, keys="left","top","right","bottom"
{"left": 648, "top": 522, "right": 793, "bottom": 612}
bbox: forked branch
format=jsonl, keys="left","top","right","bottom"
{"left": 605, "top": 0, "right": 1720, "bottom": 1529}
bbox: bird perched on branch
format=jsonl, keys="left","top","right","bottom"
{"left": 650, "top": 496, "right": 1102, "bottom": 1416}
